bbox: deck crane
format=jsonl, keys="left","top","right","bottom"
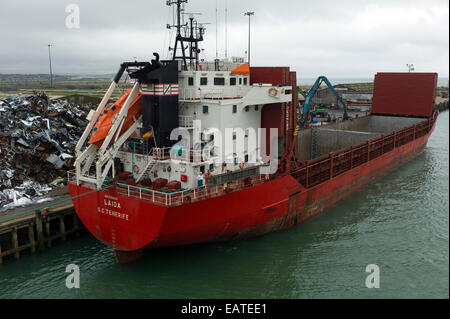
{"left": 299, "top": 76, "right": 348, "bottom": 127}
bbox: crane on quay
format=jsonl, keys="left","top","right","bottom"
{"left": 299, "top": 76, "right": 349, "bottom": 127}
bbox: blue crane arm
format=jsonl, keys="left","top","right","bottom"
{"left": 302, "top": 76, "right": 347, "bottom": 117}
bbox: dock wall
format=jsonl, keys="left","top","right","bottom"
{"left": 0, "top": 204, "right": 84, "bottom": 264}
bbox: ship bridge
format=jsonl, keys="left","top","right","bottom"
{"left": 178, "top": 68, "right": 292, "bottom": 104}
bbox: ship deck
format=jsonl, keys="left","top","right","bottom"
{"left": 68, "top": 172, "right": 270, "bottom": 207}
{"left": 292, "top": 114, "right": 437, "bottom": 189}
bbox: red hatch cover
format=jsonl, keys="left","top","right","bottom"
{"left": 372, "top": 72, "right": 438, "bottom": 117}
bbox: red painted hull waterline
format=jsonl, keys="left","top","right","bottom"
{"left": 68, "top": 113, "right": 437, "bottom": 264}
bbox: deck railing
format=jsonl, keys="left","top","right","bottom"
{"left": 179, "top": 87, "right": 248, "bottom": 101}
{"left": 291, "top": 114, "right": 437, "bottom": 189}
{"left": 68, "top": 170, "right": 269, "bottom": 207}
{"left": 150, "top": 147, "right": 205, "bottom": 163}
{"left": 179, "top": 115, "right": 194, "bottom": 128}
{"left": 152, "top": 147, "right": 172, "bottom": 160}
{"left": 115, "top": 174, "right": 268, "bottom": 207}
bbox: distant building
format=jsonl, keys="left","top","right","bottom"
{"left": 311, "top": 83, "right": 374, "bottom": 110}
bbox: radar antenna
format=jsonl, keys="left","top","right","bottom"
{"left": 167, "top": 0, "right": 205, "bottom": 71}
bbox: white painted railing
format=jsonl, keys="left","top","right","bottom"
{"left": 179, "top": 115, "right": 194, "bottom": 127}
{"left": 115, "top": 174, "right": 268, "bottom": 207}
{"left": 67, "top": 170, "right": 269, "bottom": 207}
{"left": 152, "top": 147, "right": 172, "bottom": 160}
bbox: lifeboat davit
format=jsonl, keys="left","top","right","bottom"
{"left": 89, "top": 89, "right": 142, "bottom": 147}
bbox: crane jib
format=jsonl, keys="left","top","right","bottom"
{"left": 301, "top": 75, "right": 348, "bottom": 125}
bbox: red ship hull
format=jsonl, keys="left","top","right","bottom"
{"left": 68, "top": 116, "right": 437, "bottom": 264}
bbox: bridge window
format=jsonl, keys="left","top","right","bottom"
{"left": 244, "top": 78, "right": 248, "bottom": 85}
{"left": 255, "top": 105, "right": 259, "bottom": 111}
{"left": 200, "top": 77, "right": 208, "bottom": 86}
{"left": 188, "top": 77, "right": 194, "bottom": 86}
{"left": 230, "top": 78, "right": 237, "bottom": 86}
{"left": 245, "top": 106, "right": 250, "bottom": 112}
{"left": 214, "top": 77, "right": 225, "bottom": 86}
{"left": 203, "top": 105, "right": 209, "bottom": 114}
{"left": 232, "top": 105, "right": 237, "bottom": 114}
{"left": 239, "top": 78, "right": 242, "bottom": 85}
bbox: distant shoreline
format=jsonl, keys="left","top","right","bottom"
{"left": 1, "top": 74, "right": 448, "bottom": 87}
{"left": 0, "top": 74, "right": 448, "bottom": 100}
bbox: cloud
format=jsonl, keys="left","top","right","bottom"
{"left": 0, "top": 0, "right": 448, "bottom": 78}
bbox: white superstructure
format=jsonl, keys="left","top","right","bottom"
{"left": 113, "top": 64, "right": 292, "bottom": 190}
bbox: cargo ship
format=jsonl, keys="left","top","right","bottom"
{"left": 68, "top": 0, "right": 439, "bottom": 264}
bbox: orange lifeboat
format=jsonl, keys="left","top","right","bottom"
{"left": 231, "top": 62, "right": 250, "bottom": 75}
{"left": 89, "top": 89, "right": 142, "bottom": 147}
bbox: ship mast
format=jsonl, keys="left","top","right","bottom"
{"left": 167, "top": 0, "right": 204, "bottom": 71}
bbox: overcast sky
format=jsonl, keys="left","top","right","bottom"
{"left": 0, "top": 0, "right": 448, "bottom": 79}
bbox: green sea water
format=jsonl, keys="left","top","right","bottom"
{"left": 0, "top": 112, "right": 448, "bottom": 299}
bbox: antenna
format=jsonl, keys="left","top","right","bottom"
{"left": 167, "top": 0, "right": 204, "bottom": 70}
{"left": 225, "top": 0, "right": 228, "bottom": 59}
{"left": 181, "top": 2, "right": 186, "bottom": 25}
{"left": 216, "top": 0, "right": 218, "bottom": 59}
{"left": 244, "top": 11, "right": 255, "bottom": 66}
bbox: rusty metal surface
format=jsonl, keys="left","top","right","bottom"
{"left": 290, "top": 115, "right": 436, "bottom": 189}
{"left": 372, "top": 72, "right": 438, "bottom": 117}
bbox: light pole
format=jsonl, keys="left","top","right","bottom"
{"left": 48, "top": 44, "right": 53, "bottom": 88}
{"left": 244, "top": 12, "right": 254, "bottom": 66}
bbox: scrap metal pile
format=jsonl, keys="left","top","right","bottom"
{"left": 0, "top": 92, "right": 92, "bottom": 210}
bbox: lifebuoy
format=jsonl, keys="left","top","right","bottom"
{"left": 239, "top": 162, "right": 245, "bottom": 169}
{"left": 268, "top": 87, "right": 278, "bottom": 97}
{"left": 133, "top": 164, "right": 140, "bottom": 174}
